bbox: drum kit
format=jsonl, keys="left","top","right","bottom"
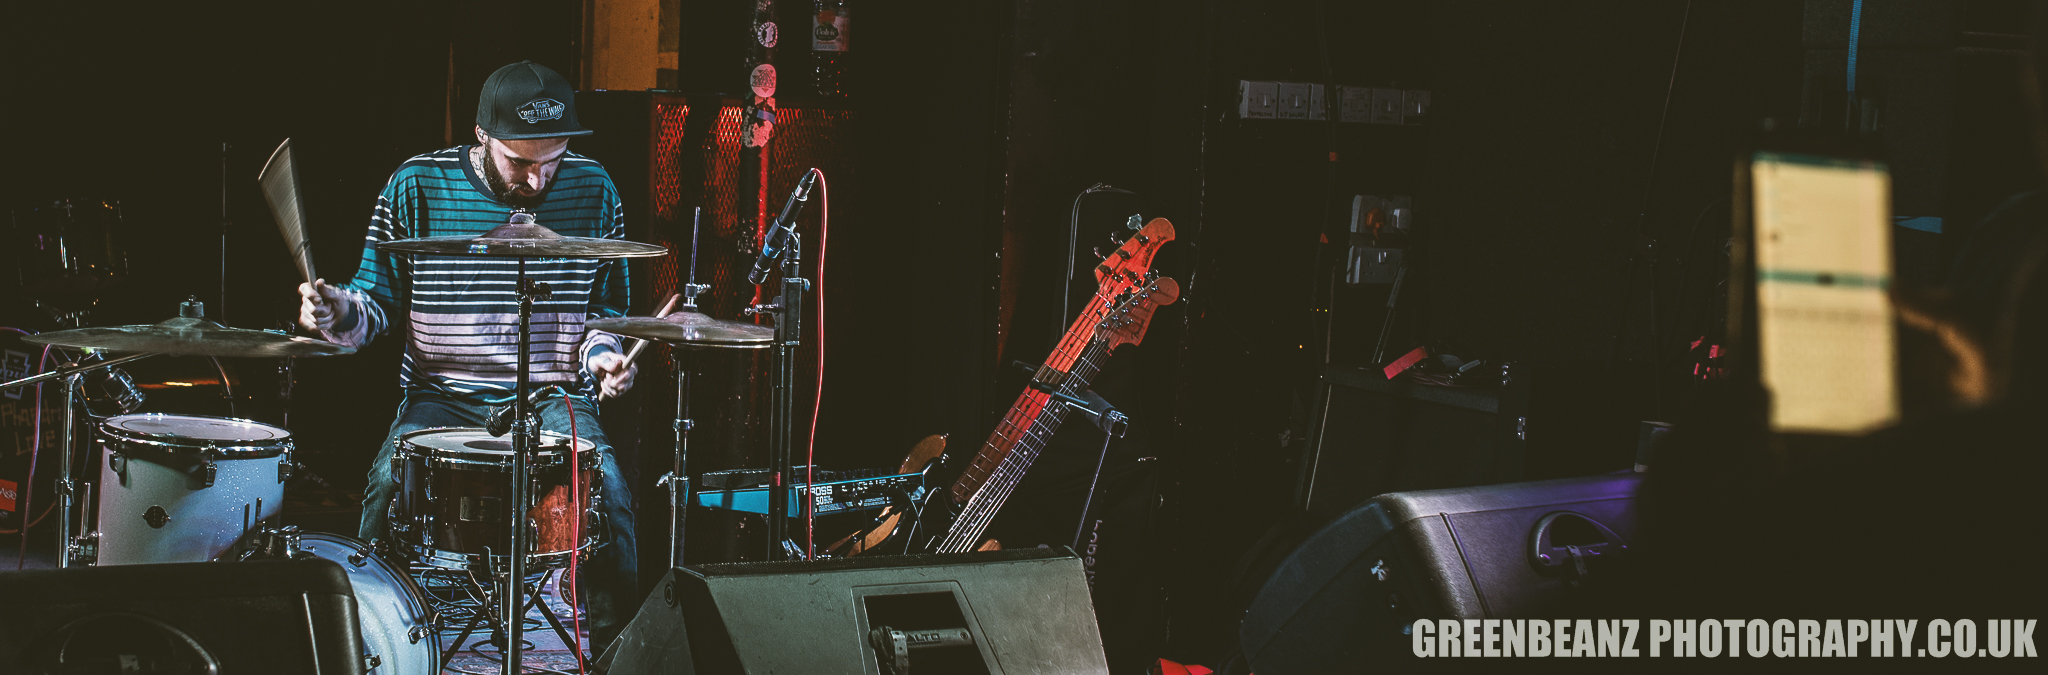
{"left": 0, "top": 203, "right": 814, "bottom": 674}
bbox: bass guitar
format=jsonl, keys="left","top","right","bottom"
{"left": 831, "top": 218, "right": 1180, "bottom": 555}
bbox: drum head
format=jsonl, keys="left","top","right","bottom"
{"left": 101, "top": 413, "right": 291, "bottom": 458}
{"left": 292, "top": 532, "right": 440, "bottom": 675}
{"left": 400, "top": 427, "right": 594, "bottom": 459}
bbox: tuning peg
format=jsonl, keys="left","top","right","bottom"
{"left": 1125, "top": 214, "right": 1143, "bottom": 231}
{"left": 1093, "top": 246, "right": 1108, "bottom": 260}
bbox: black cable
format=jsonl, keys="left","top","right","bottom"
{"left": 1610, "top": 0, "right": 1697, "bottom": 378}
{"left": 1060, "top": 183, "right": 1137, "bottom": 348}
{"left": 1669, "top": 198, "right": 1731, "bottom": 350}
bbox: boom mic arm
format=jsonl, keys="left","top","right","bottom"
{"left": 485, "top": 387, "right": 554, "bottom": 437}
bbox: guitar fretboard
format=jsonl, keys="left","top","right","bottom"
{"left": 937, "top": 300, "right": 1118, "bottom": 553}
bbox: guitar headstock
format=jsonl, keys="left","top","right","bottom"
{"left": 1097, "top": 275, "right": 1180, "bottom": 350}
{"left": 1094, "top": 218, "right": 1176, "bottom": 288}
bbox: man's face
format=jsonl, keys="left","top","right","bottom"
{"left": 478, "top": 130, "right": 569, "bottom": 208}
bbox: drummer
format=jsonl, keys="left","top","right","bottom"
{"left": 296, "top": 61, "right": 639, "bottom": 650}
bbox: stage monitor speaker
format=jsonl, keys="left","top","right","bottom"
{"left": 603, "top": 548, "right": 1110, "bottom": 675}
{"left": 1241, "top": 472, "right": 1641, "bottom": 674}
{"left": 0, "top": 559, "right": 365, "bottom": 674}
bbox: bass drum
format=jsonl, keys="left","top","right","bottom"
{"left": 287, "top": 532, "right": 440, "bottom": 675}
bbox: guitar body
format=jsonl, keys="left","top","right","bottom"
{"left": 827, "top": 434, "right": 946, "bottom": 556}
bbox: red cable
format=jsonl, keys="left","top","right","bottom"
{"left": 806, "top": 168, "right": 828, "bottom": 560}
{"left": 560, "top": 388, "right": 587, "bottom": 674}
{"left": 1, "top": 337, "right": 53, "bottom": 567}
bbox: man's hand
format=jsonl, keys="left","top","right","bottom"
{"left": 298, "top": 279, "right": 349, "bottom": 334}
{"left": 590, "top": 350, "right": 638, "bottom": 399}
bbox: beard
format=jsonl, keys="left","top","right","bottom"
{"left": 481, "top": 145, "right": 548, "bottom": 209}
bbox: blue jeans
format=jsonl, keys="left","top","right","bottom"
{"left": 360, "top": 391, "right": 639, "bottom": 647}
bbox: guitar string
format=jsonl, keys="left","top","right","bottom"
{"left": 945, "top": 277, "right": 1158, "bottom": 549}
{"left": 942, "top": 331, "right": 1117, "bottom": 552}
{"left": 939, "top": 278, "right": 1157, "bottom": 552}
{"left": 937, "top": 304, "right": 1108, "bottom": 551}
{"left": 948, "top": 280, "right": 1118, "bottom": 500}
{"left": 938, "top": 283, "right": 1125, "bottom": 552}
{"left": 940, "top": 256, "right": 1164, "bottom": 550}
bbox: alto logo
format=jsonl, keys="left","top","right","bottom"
{"left": 518, "top": 98, "right": 565, "bottom": 124}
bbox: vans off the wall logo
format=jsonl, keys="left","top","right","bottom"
{"left": 518, "top": 98, "right": 564, "bottom": 124}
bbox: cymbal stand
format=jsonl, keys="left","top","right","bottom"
{"left": 748, "top": 233, "right": 805, "bottom": 560}
{"left": 663, "top": 207, "right": 709, "bottom": 569}
{"left": 3, "top": 351, "right": 158, "bottom": 569}
{"left": 500, "top": 257, "right": 548, "bottom": 675}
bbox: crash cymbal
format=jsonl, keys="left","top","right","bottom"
{"left": 375, "top": 218, "right": 667, "bottom": 259}
{"left": 588, "top": 311, "right": 774, "bottom": 348}
{"left": 23, "top": 317, "right": 357, "bottom": 358}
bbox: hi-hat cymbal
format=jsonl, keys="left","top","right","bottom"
{"left": 588, "top": 311, "right": 774, "bottom": 348}
{"left": 375, "top": 219, "right": 667, "bottom": 259}
{"left": 23, "top": 318, "right": 357, "bottom": 358}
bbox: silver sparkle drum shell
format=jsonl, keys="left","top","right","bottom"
{"left": 94, "top": 413, "right": 291, "bottom": 565}
{"left": 290, "top": 532, "right": 441, "bottom": 675}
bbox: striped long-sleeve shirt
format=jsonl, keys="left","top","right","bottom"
{"left": 323, "top": 146, "right": 631, "bottom": 403}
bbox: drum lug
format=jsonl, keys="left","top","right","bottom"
{"left": 197, "top": 459, "right": 218, "bottom": 488}
{"left": 409, "top": 622, "right": 432, "bottom": 644}
{"left": 347, "top": 540, "right": 373, "bottom": 567}
{"left": 278, "top": 458, "right": 296, "bottom": 484}
{"left": 362, "top": 653, "right": 381, "bottom": 671}
{"left": 109, "top": 453, "right": 128, "bottom": 484}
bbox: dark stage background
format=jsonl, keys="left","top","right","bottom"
{"left": 5, "top": 1, "right": 2037, "bottom": 671}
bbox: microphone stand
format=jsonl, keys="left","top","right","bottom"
{"left": 1067, "top": 393, "right": 1128, "bottom": 553}
{"left": 2, "top": 351, "right": 158, "bottom": 568}
{"left": 747, "top": 171, "right": 816, "bottom": 561}
{"left": 752, "top": 233, "right": 806, "bottom": 560}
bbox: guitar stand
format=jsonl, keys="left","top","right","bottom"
{"left": 1069, "top": 393, "right": 1129, "bottom": 552}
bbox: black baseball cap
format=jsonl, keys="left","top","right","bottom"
{"left": 476, "top": 61, "right": 592, "bottom": 140}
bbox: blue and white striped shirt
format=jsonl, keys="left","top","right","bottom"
{"left": 323, "top": 146, "right": 631, "bottom": 403}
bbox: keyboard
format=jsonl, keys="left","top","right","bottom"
{"left": 691, "top": 467, "right": 925, "bottom": 517}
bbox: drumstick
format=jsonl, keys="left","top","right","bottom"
{"left": 259, "top": 138, "right": 317, "bottom": 285}
{"left": 620, "top": 293, "right": 681, "bottom": 369}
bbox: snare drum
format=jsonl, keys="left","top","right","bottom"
{"left": 389, "top": 427, "right": 601, "bottom": 570}
{"left": 93, "top": 413, "right": 292, "bottom": 565}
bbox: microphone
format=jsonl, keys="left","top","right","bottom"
{"left": 486, "top": 387, "right": 552, "bottom": 437}
{"left": 748, "top": 169, "right": 821, "bottom": 285}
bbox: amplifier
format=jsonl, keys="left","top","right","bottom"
{"left": 1298, "top": 361, "right": 1650, "bottom": 519}
{"left": 602, "top": 548, "right": 1109, "bottom": 674}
